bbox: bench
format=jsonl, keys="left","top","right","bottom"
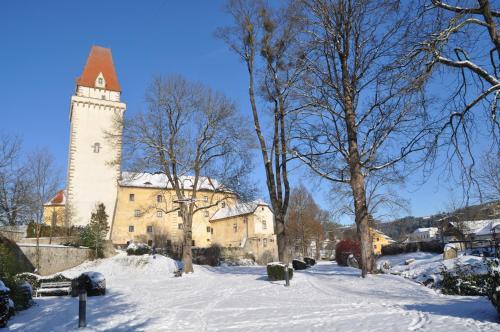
{"left": 35, "top": 281, "right": 72, "bottom": 297}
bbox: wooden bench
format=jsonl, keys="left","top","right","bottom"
{"left": 35, "top": 281, "right": 72, "bottom": 297}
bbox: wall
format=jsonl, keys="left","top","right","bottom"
{"left": 111, "top": 186, "right": 237, "bottom": 248}
{"left": 17, "top": 243, "right": 92, "bottom": 276}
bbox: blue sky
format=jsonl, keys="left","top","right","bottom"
{"left": 0, "top": 0, "right": 476, "bottom": 224}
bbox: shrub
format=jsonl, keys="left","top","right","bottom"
{"left": 420, "top": 241, "right": 444, "bottom": 253}
{"left": 126, "top": 242, "right": 152, "bottom": 256}
{"left": 335, "top": 239, "right": 361, "bottom": 266}
{"left": 440, "top": 264, "right": 488, "bottom": 296}
{"left": 304, "top": 257, "right": 316, "bottom": 266}
{"left": 487, "top": 259, "right": 500, "bottom": 317}
{"left": 192, "top": 244, "right": 221, "bottom": 266}
{"left": 267, "top": 263, "right": 293, "bottom": 281}
{"left": 292, "top": 259, "right": 307, "bottom": 270}
{"left": 381, "top": 241, "right": 444, "bottom": 256}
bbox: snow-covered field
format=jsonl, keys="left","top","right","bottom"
{"left": 6, "top": 253, "right": 499, "bottom": 331}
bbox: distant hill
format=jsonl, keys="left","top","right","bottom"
{"left": 377, "top": 200, "right": 500, "bottom": 241}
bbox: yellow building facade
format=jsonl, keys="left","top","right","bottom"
{"left": 370, "top": 228, "right": 394, "bottom": 255}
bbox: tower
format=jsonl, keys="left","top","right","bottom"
{"left": 66, "top": 46, "right": 126, "bottom": 227}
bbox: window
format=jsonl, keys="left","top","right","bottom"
{"left": 147, "top": 225, "right": 153, "bottom": 233}
{"left": 128, "top": 225, "right": 134, "bottom": 232}
{"left": 211, "top": 228, "right": 213, "bottom": 235}
{"left": 204, "top": 211, "right": 209, "bottom": 218}
{"left": 134, "top": 209, "right": 140, "bottom": 217}
{"left": 101, "top": 94, "right": 106, "bottom": 100}
{"left": 221, "top": 202, "right": 226, "bottom": 208}
{"left": 129, "top": 194, "right": 135, "bottom": 201}
{"left": 233, "top": 223, "right": 238, "bottom": 233}
{"left": 147, "top": 240, "right": 153, "bottom": 246}
{"left": 263, "top": 238, "right": 267, "bottom": 248}
{"left": 192, "top": 240, "right": 195, "bottom": 247}
{"left": 270, "top": 238, "right": 274, "bottom": 242}
{"left": 166, "top": 240, "right": 172, "bottom": 247}
{"left": 157, "top": 195, "right": 163, "bottom": 203}
{"left": 98, "top": 77, "right": 103, "bottom": 85}
{"left": 262, "top": 220, "right": 267, "bottom": 230}
{"left": 156, "top": 210, "right": 162, "bottom": 218}
{"left": 207, "top": 226, "right": 211, "bottom": 233}
{"left": 243, "top": 217, "right": 248, "bottom": 224}
{"left": 178, "top": 223, "right": 183, "bottom": 230}
{"left": 93, "top": 142, "right": 101, "bottom": 153}
{"left": 373, "top": 244, "right": 377, "bottom": 249}
{"left": 262, "top": 207, "right": 264, "bottom": 211}
{"left": 203, "top": 195, "right": 208, "bottom": 202}
{"left": 376, "top": 237, "right": 379, "bottom": 242}
{"left": 178, "top": 210, "right": 182, "bottom": 217}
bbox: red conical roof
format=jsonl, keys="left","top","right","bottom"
{"left": 76, "top": 45, "right": 121, "bottom": 92}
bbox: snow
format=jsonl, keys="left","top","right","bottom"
{"left": 0, "top": 281, "right": 9, "bottom": 293}
{"left": 210, "top": 200, "right": 268, "bottom": 221}
{"left": 452, "top": 219, "right": 500, "bottom": 236}
{"left": 5, "top": 256, "right": 499, "bottom": 331}
{"left": 119, "top": 172, "right": 225, "bottom": 191}
{"left": 377, "top": 252, "right": 489, "bottom": 285}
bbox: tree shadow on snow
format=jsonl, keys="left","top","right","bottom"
{"left": 301, "top": 262, "right": 362, "bottom": 277}
{"left": 7, "top": 290, "right": 155, "bottom": 331}
{"left": 404, "top": 298, "right": 499, "bottom": 323}
{"left": 203, "top": 265, "right": 267, "bottom": 276}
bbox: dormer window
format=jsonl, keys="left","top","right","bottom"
{"left": 95, "top": 72, "right": 106, "bottom": 88}
{"left": 93, "top": 142, "right": 101, "bottom": 153}
{"left": 98, "top": 77, "right": 103, "bottom": 85}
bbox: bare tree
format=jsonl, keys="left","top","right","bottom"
{"left": 121, "top": 75, "right": 252, "bottom": 273}
{"left": 0, "top": 135, "right": 31, "bottom": 226}
{"left": 476, "top": 152, "right": 500, "bottom": 201}
{"left": 416, "top": 0, "right": 500, "bottom": 199}
{"left": 28, "top": 148, "right": 61, "bottom": 270}
{"left": 218, "top": 0, "right": 305, "bottom": 262}
{"left": 291, "top": 0, "right": 431, "bottom": 276}
{"left": 286, "top": 185, "right": 322, "bottom": 257}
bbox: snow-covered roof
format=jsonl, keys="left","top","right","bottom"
{"left": 454, "top": 219, "right": 500, "bottom": 236}
{"left": 119, "top": 172, "right": 225, "bottom": 191}
{"left": 412, "top": 227, "right": 438, "bottom": 234}
{"left": 210, "top": 200, "right": 268, "bottom": 221}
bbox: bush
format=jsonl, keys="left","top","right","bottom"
{"left": 335, "top": 239, "right": 361, "bottom": 266}
{"left": 126, "top": 242, "right": 152, "bottom": 256}
{"left": 381, "top": 241, "right": 443, "bottom": 256}
{"left": 267, "top": 263, "right": 293, "bottom": 281}
{"left": 292, "top": 259, "right": 307, "bottom": 270}
{"left": 440, "top": 264, "right": 488, "bottom": 296}
{"left": 304, "top": 257, "right": 316, "bottom": 266}
{"left": 192, "top": 244, "right": 221, "bottom": 266}
{"left": 487, "top": 259, "right": 500, "bottom": 317}
{"left": 3, "top": 278, "right": 32, "bottom": 310}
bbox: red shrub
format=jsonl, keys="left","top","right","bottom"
{"left": 335, "top": 239, "right": 361, "bottom": 266}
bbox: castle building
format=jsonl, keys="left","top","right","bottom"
{"left": 44, "top": 46, "right": 278, "bottom": 263}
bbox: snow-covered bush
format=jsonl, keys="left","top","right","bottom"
{"left": 267, "top": 262, "right": 293, "bottom": 281}
{"left": 304, "top": 257, "right": 316, "bottom": 266}
{"left": 335, "top": 239, "right": 361, "bottom": 266}
{"left": 126, "top": 242, "right": 152, "bottom": 256}
{"left": 292, "top": 259, "right": 307, "bottom": 270}
{"left": 487, "top": 259, "right": 500, "bottom": 317}
{"left": 440, "top": 263, "right": 488, "bottom": 296}
{"left": 0, "top": 280, "right": 13, "bottom": 328}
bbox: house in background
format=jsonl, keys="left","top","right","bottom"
{"left": 370, "top": 228, "right": 394, "bottom": 255}
{"left": 409, "top": 227, "right": 439, "bottom": 242}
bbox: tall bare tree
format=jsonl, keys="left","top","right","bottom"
{"left": 291, "top": 0, "right": 431, "bottom": 276}
{"left": 28, "top": 148, "right": 61, "bottom": 270}
{"left": 218, "top": 0, "right": 305, "bottom": 262}
{"left": 0, "top": 135, "right": 31, "bottom": 226}
{"left": 122, "top": 75, "right": 252, "bottom": 273}
{"left": 416, "top": 0, "right": 500, "bottom": 198}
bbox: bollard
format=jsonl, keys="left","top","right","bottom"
{"left": 284, "top": 263, "right": 290, "bottom": 287}
{"left": 78, "top": 289, "right": 87, "bottom": 328}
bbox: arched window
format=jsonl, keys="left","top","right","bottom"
{"left": 93, "top": 142, "right": 101, "bottom": 153}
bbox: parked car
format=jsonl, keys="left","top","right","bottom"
{"left": 71, "top": 272, "right": 106, "bottom": 297}
{"left": 0, "top": 281, "right": 14, "bottom": 328}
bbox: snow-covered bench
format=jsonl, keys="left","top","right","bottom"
{"left": 35, "top": 281, "right": 72, "bottom": 297}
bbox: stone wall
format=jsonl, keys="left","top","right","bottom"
{"left": 20, "top": 236, "right": 79, "bottom": 245}
{"left": 17, "top": 244, "right": 92, "bottom": 276}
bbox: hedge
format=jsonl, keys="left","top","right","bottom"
{"left": 267, "top": 263, "right": 293, "bottom": 281}
{"left": 381, "top": 241, "right": 444, "bottom": 256}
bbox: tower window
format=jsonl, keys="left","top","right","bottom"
{"left": 98, "top": 77, "right": 103, "bottom": 85}
{"left": 93, "top": 142, "right": 101, "bottom": 153}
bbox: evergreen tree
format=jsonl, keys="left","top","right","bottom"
{"left": 80, "top": 203, "right": 109, "bottom": 258}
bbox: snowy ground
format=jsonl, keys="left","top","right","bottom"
{"left": 377, "top": 252, "right": 488, "bottom": 285}
{"left": 6, "top": 253, "right": 499, "bottom": 331}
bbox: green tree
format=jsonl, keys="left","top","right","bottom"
{"left": 80, "top": 203, "right": 109, "bottom": 258}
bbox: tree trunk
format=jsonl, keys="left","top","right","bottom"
{"left": 182, "top": 207, "right": 194, "bottom": 273}
{"left": 344, "top": 93, "right": 373, "bottom": 277}
{"left": 275, "top": 213, "right": 289, "bottom": 263}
